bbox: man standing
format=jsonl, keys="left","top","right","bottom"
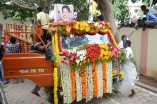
{"left": 37, "top": 7, "right": 50, "bottom": 26}
{"left": 6, "top": 36, "right": 24, "bottom": 84}
{"left": 0, "top": 43, "right": 8, "bottom": 85}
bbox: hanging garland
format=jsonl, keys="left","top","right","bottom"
{"left": 86, "top": 65, "right": 93, "bottom": 102}
{"left": 96, "top": 62, "right": 103, "bottom": 98}
{"left": 92, "top": 62, "right": 98, "bottom": 97}
{"left": 71, "top": 69, "right": 76, "bottom": 101}
{"left": 57, "top": 34, "right": 62, "bottom": 52}
{"left": 52, "top": 32, "right": 60, "bottom": 67}
{"left": 75, "top": 69, "right": 82, "bottom": 102}
{"left": 53, "top": 67, "right": 58, "bottom": 104}
{"left": 102, "top": 61, "right": 107, "bottom": 93}
{"left": 106, "top": 61, "right": 113, "bottom": 93}
{"left": 60, "top": 63, "right": 73, "bottom": 104}
{"left": 81, "top": 67, "right": 87, "bottom": 99}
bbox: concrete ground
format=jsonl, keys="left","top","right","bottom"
{"left": 3, "top": 79, "right": 157, "bottom": 104}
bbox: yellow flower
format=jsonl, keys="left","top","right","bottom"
{"left": 65, "top": 26, "right": 71, "bottom": 33}
{"left": 119, "top": 71, "right": 124, "bottom": 79}
{"left": 74, "top": 25, "right": 79, "bottom": 30}
{"left": 80, "top": 27, "right": 84, "bottom": 31}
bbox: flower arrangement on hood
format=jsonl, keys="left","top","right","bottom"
{"left": 72, "top": 21, "right": 90, "bottom": 35}
{"left": 61, "top": 47, "right": 87, "bottom": 69}
{"left": 61, "top": 44, "right": 124, "bottom": 70}
{"left": 87, "top": 23, "right": 99, "bottom": 35}
{"left": 49, "top": 22, "right": 72, "bottom": 37}
{"left": 85, "top": 44, "right": 101, "bottom": 63}
{"left": 99, "top": 44, "right": 111, "bottom": 61}
{"left": 48, "top": 21, "right": 112, "bottom": 36}
{"left": 94, "top": 21, "right": 111, "bottom": 35}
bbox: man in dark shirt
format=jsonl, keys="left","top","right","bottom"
{"left": 0, "top": 44, "right": 8, "bottom": 85}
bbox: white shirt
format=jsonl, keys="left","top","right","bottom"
{"left": 125, "top": 47, "right": 133, "bottom": 59}
{"left": 118, "top": 40, "right": 124, "bottom": 49}
{"left": 37, "top": 12, "right": 50, "bottom": 25}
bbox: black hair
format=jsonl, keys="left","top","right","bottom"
{"left": 62, "top": 5, "right": 70, "bottom": 12}
{"left": 10, "top": 36, "right": 16, "bottom": 44}
{"left": 145, "top": 9, "right": 149, "bottom": 12}
{"left": 141, "top": 5, "right": 147, "bottom": 11}
{"left": 37, "top": 6, "right": 43, "bottom": 12}
{"left": 97, "top": 15, "right": 104, "bottom": 21}
{"left": 121, "top": 35, "right": 126, "bottom": 40}
{"left": 125, "top": 40, "right": 131, "bottom": 47}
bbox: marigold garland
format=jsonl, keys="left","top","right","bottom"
{"left": 52, "top": 32, "right": 60, "bottom": 66}
{"left": 92, "top": 62, "right": 98, "bottom": 97}
{"left": 108, "top": 30, "right": 119, "bottom": 50}
{"left": 102, "top": 61, "right": 107, "bottom": 93}
{"left": 71, "top": 69, "right": 76, "bottom": 100}
{"left": 54, "top": 67, "right": 58, "bottom": 104}
{"left": 81, "top": 67, "right": 87, "bottom": 99}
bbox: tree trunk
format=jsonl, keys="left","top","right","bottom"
{"left": 95, "top": 0, "right": 119, "bottom": 42}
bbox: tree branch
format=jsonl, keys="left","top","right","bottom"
{"left": 12, "top": 0, "right": 36, "bottom": 10}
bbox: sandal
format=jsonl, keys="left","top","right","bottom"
{"left": 31, "top": 90, "right": 41, "bottom": 97}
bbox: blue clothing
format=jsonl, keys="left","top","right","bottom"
{"left": 146, "top": 12, "right": 157, "bottom": 22}
{"left": 0, "top": 60, "right": 8, "bottom": 84}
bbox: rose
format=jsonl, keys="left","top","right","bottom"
{"left": 62, "top": 49, "right": 70, "bottom": 56}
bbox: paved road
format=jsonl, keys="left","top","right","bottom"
{"left": 3, "top": 79, "right": 157, "bottom": 104}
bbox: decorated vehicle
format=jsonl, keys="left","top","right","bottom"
{"left": 3, "top": 21, "right": 125, "bottom": 104}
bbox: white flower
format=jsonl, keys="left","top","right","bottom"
{"left": 76, "top": 60, "right": 80, "bottom": 64}
{"left": 80, "top": 56, "right": 84, "bottom": 61}
{"left": 94, "top": 22, "right": 99, "bottom": 26}
{"left": 73, "top": 48, "right": 77, "bottom": 53}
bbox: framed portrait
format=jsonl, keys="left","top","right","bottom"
{"left": 54, "top": 4, "right": 74, "bottom": 22}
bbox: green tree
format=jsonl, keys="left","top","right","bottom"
{"left": 0, "top": 0, "right": 90, "bottom": 22}
{"left": 112, "top": 0, "right": 130, "bottom": 26}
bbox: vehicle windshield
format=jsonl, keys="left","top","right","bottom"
{"left": 61, "top": 33, "right": 111, "bottom": 49}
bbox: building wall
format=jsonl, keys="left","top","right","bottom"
{"left": 118, "top": 27, "right": 157, "bottom": 80}
{"left": 0, "top": 12, "right": 31, "bottom": 32}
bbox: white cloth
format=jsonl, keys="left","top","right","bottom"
{"left": 114, "top": 47, "right": 137, "bottom": 95}
{"left": 118, "top": 40, "right": 124, "bottom": 49}
{"left": 37, "top": 12, "right": 50, "bottom": 25}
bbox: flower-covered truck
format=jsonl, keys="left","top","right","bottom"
{"left": 3, "top": 21, "right": 125, "bottom": 104}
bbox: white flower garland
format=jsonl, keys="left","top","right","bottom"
{"left": 96, "top": 62, "right": 103, "bottom": 98}
{"left": 106, "top": 61, "right": 112, "bottom": 93}
{"left": 60, "top": 63, "right": 73, "bottom": 104}
{"left": 75, "top": 69, "right": 82, "bottom": 102}
{"left": 86, "top": 65, "right": 93, "bottom": 102}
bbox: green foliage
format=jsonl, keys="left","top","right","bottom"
{"left": 141, "top": 0, "right": 151, "bottom": 6}
{"left": 0, "top": 1, "right": 35, "bottom": 22}
{"left": 112, "top": 0, "right": 130, "bottom": 26}
{"left": 119, "top": 49, "right": 126, "bottom": 62}
{"left": 0, "top": 0, "right": 89, "bottom": 22}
